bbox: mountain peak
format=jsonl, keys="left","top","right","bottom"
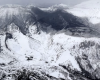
{"left": 52, "top": 3, "right": 68, "bottom": 8}
{"left": 40, "top": 4, "right": 68, "bottom": 12}
{"left": 74, "top": 0, "right": 100, "bottom": 9}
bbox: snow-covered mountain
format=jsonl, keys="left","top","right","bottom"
{"left": 67, "top": 0, "right": 100, "bottom": 38}
{"left": 0, "top": 4, "right": 87, "bottom": 35}
{"left": 1, "top": 23, "right": 100, "bottom": 80}
{"left": 0, "top": 1, "right": 100, "bottom": 80}
{"left": 67, "top": 0, "right": 100, "bottom": 24}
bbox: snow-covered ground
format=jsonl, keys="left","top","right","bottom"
{"left": 1, "top": 23, "right": 100, "bottom": 79}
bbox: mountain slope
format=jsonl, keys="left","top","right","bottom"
{"left": 67, "top": 0, "right": 100, "bottom": 24}
{"left": 0, "top": 5, "right": 87, "bottom": 35}
{"left": 0, "top": 4, "right": 99, "bottom": 38}
{"left": 0, "top": 23, "right": 100, "bottom": 80}
{"left": 0, "top": 3, "right": 100, "bottom": 80}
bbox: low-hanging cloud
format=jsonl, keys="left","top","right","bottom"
{"left": 0, "top": 0, "right": 88, "bottom": 7}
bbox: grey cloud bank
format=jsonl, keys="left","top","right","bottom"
{"left": 0, "top": 0, "right": 88, "bottom": 7}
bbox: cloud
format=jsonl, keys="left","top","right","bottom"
{"left": 0, "top": 0, "right": 88, "bottom": 7}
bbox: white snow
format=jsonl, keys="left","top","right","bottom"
{"left": 49, "top": 71, "right": 65, "bottom": 79}
{"left": 1, "top": 30, "right": 84, "bottom": 71}
{"left": 67, "top": 0, "right": 100, "bottom": 24}
{"left": 2, "top": 26, "right": 99, "bottom": 71}
{"left": 1, "top": 25, "right": 100, "bottom": 79}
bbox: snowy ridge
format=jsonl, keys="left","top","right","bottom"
{"left": 67, "top": 0, "right": 100, "bottom": 24}
{"left": 40, "top": 4, "right": 68, "bottom": 12}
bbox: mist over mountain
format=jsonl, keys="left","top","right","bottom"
{"left": 0, "top": 0, "right": 88, "bottom": 7}
{"left": 0, "top": 0, "right": 100, "bottom": 80}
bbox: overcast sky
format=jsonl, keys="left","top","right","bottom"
{"left": 0, "top": 0, "right": 88, "bottom": 7}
